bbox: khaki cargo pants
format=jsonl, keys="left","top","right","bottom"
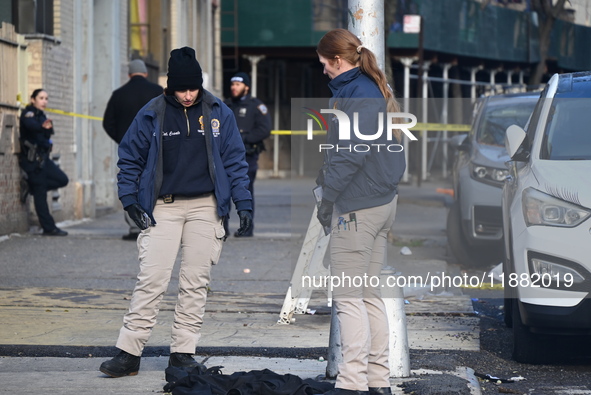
{"left": 329, "top": 196, "right": 398, "bottom": 391}
{"left": 116, "top": 194, "right": 226, "bottom": 356}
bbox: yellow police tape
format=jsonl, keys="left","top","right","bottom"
{"left": 273, "top": 123, "right": 470, "bottom": 135}
{"left": 44, "top": 109, "right": 471, "bottom": 133}
{"left": 46, "top": 108, "right": 103, "bottom": 121}
{"left": 461, "top": 283, "right": 505, "bottom": 291}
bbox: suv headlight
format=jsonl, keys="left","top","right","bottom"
{"left": 470, "top": 163, "right": 509, "bottom": 186}
{"left": 522, "top": 188, "right": 591, "bottom": 227}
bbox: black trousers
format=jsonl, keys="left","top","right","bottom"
{"left": 21, "top": 159, "right": 69, "bottom": 232}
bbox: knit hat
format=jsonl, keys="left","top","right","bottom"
{"left": 231, "top": 72, "right": 251, "bottom": 87}
{"left": 129, "top": 59, "right": 148, "bottom": 74}
{"left": 166, "top": 47, "right": 203, "bottom": 91}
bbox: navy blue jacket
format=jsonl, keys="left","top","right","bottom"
{"left": 117, "top": 90, "right": 252, "bottom": 223}
{"left": 321, "top": 68, "right": 406, "bottom": 213}
{"left": 19, "top": 105, "right": 53, "bottom": 152}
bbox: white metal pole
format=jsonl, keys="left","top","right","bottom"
{"left": 442, "top": 63, "right": 451, "bottom": 179}
{"left": 421, "top": 61, "right": 430, "bottom": 181}
{"left": 400, "top": 57, "right": 414, "bottom": 183}
{"left": 490, "top": 69, "right": 498, "bottom": 94}
{"left": 243, "top": 55, "right": 265, "bottom": 98}
{"left": 470, "top": 66, "right": 482, "bottom": 103}
{"left": 348, "top": 0, "right": 385, "bottom": 69}
{"left": 381, "top": 268, "right": 410, "bottom": 377}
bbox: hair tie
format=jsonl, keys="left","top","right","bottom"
{"left": 356, "top": 45, "right": 363, "bottom": 54}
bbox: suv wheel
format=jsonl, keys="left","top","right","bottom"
{"left": 512, "top": 299, "right": 558, "bottom": 364}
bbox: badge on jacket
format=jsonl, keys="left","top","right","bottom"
{"left": 24, "top": 111, "right": 34, "bottom": 118}
{"left": 258, "top": 104, "right": 268, "bottom": 115}
{"left": 211, "top": 119, "right": 220, "bottom": 137}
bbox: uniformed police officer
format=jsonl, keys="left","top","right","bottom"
{"left": 225, "top": 72, "right": 271, "bottom": 237}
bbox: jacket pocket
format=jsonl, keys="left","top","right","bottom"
{"left": 210, "top": 225, "right": 226, "bottom": 265}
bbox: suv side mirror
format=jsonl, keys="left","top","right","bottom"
{"left": 450, "top": 134, "right": 469, "bottom": 151}
{"left": 505, "top": 124, "right": 529, "bottom": 161}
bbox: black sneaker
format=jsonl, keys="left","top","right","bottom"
{"left": 99, "top": 350, "right": 141, "bottom": 378}
{"left": 233, "top": 230, "right": 253, "bottom": 238}
{"left": 168, "top": 353, "right": 199, "bottom": 369}
{"left": 42, "top": 228, "right": 68, "bottom": 236}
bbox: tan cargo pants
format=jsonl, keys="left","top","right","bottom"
{"left": 329, "top": 195, "right": 398, "bottom": 391}
{"left": 116, "top": 194, "right": 226, "bottom": 356}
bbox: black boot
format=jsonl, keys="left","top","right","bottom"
{"left": 169, "top": 353, "right": 200, "bottom": 368}
{"left": 369, "top": 388, "right": 392, "bottom": 395}
{"left": 99, "top": 350, "right": 141, "bottom": 378}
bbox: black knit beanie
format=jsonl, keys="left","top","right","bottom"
{"left": 166, "top": 47, "right": 203, "bottom": 92}
{"left": 231, "top": 72, "right": 251, "bottom": 87}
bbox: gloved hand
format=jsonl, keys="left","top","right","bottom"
{"left": 315, "top": 165, "right": 326, "bottom": 186}
{"left": 125, "top": 203, "right": 151, "bottom": 230}
{"left": 317, "top": 198, "right": 334, "bottom": 228}
{"left": 235, "top": 210, "right": 253, "bottom": 236}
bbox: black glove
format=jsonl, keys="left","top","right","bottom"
{"left": 235, "top": 210, "right": 253, "bottom": 236}
{"left": 125, "top": 203, "right": 151, "bottom": 230}
{"left": 317, "top": 198, "right": 334, "bottom": 228}
{"left": 315, "top": 166, "right": 326, "bottom": 186}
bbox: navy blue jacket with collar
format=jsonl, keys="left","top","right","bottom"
{"left": 321, "top": 67, "right": 406, "bottom": 214}
{"left": 117, "top": 90, "right": 252, "bottom": 224}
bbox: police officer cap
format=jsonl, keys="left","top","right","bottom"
{"left": 231, "top": 72, "right": 251, "bottom": 87}
{"left": 167, "top": 47, "right": 203, "bottom": 92}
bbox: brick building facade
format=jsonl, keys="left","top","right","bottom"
{"left": 0, "top": 1, "right": 220, "bottom": 236}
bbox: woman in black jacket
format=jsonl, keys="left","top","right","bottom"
{"left": 19, "top": 89, "right": 69, "bottom": 236}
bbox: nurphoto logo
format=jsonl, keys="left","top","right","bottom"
{"left": 304, "top": 108, "right": 418, "bottom": 152}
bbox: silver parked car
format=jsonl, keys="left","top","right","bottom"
{"left": 448, "top": 92, "right": 539, "bottom": 266}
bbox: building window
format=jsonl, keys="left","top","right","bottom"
{"left": 10, "top": 0, "right": 54, "bottom": 36}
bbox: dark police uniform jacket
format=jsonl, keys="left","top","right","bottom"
{"left": 225, "top": 94, "right": 271, "bottom": 156}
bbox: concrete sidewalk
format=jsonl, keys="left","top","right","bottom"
{"left": 0, "top": 177, "right": 482, "bottom": 394}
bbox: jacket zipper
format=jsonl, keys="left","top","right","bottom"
{"left": 184, "top": 108, "right": 190, "bottom": 136}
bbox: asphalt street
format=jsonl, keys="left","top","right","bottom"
{"left": 0, "top": 176, "right": 488, "bottom": 394}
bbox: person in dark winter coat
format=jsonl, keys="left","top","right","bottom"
{"left": 315, "top": 28, "right": 406, "bottom": 395}
{"left": 103, "top": 59, "right": 163, "bottom": 240}
{"left": 19, "top": 89, "right": 69, "bottom": 236}
{"left": 103, "top": 59, "right": 163, "bottom": 144}
{"left": 225, "top": 72, "right": 271, "bottom": 237}
{"left": 99, "top": 47, "right": 253, "bottom": 379}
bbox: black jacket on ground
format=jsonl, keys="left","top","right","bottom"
{"left": 164, "top": 365, "right": 333, "bottom": 395}
{"left": 103, "top": 75, "right": 163, "bottom": 144}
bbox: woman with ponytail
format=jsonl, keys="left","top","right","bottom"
{"left": 315, "top": 28, "right": 406, "bottom": 395}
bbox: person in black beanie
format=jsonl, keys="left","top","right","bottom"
{"left": 225, "top": 71, "right": 271, "bottom": 237}
{"left": 99, "top": 47, "right": 253, "bottom": 378}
